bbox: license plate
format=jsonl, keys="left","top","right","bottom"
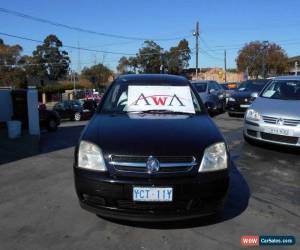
{"left": 264, "top": 127, "right": 292, "bottom": 136}
{"left": 133, "top": 187, "right": 173, "bottom": 202}
{"left": 240, "top": 104, "right": 250, "bottom": 108}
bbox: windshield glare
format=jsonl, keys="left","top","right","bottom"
{"left": 192, "top": 82, "right": 207, "bottom": 92}
{"left": 238, "top": 80, "right": 268, "bottom": 92}
{"left": 261, "top": 80, "right": 300, "bottom": 100}
{"left": 101, "top": 82, "right": 202, "bottom": 114}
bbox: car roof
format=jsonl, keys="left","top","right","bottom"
{"left": 190, "top": 80, "right": 216, "bottom": 83}
{"left": 274, "top": 75, "right": 300, "bottom": 81}
{"left": 117, "top": 74, "right": 188, "bottom": 84}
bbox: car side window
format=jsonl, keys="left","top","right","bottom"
{"left": 63, "top": 101, "right": 71, "bottom": 109}
{"left": 55, "top": 103, "right": 63, "bottom": 109}
{"left": 213, "top": 82, "right": 220, "bottom": 91}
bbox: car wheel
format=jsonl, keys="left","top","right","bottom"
{"left": 46, "top": 118, "right": 58, "bottom": 132}
{"left": 74, "top": 112, "right": 81, "bottom": 121}
{"left": 228, "top": 112, "right": 235, "bottom": 117}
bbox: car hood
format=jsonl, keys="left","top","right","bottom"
{"left": 251, "top": 97, "right": 300, "bottom": 119}
{"left": 81, "top": 113, "right": 224, "bottom": 158}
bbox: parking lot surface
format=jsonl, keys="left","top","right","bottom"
{"left": 0, "top": 114, "right": 299, "bottom": 250}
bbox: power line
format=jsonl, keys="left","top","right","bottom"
{"left": 0, "top": 7, "right": 191, "bottom": 41}
{"left": 0, "top": 32, "right": 194, "bottom": 56}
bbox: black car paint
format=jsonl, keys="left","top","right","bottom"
{"left": 226, "top": 80, "right": 269, "bottom": 115}
{"left": 74, "top": 74, "right": 230, "bottom": 221}
{"left": 39, "top": 109, "right": 61, "bottom": 131}
{"left": 53, "top": 100, "right": 93, "bottom": 121}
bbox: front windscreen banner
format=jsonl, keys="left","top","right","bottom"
{"left": 127, "top": 85, "right": 195, "bottom": 114}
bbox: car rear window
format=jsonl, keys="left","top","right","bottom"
{"left": 192, "top": 82, "right": 207, "bottom": 92}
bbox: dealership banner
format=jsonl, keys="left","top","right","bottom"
{"left": 127, "top": 85, "right": 195, "bottom": 114}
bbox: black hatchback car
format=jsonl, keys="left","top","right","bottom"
{"left": 74, "top": 74, "right": 230, "bottom": 221}
{"left": 226, "top": 79, "right": 269, "bottom": 116}
{"left": 53, "top": 100, "right": 93, "bottom": 121}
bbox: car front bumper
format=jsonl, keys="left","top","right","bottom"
{"left": 244, "top": 119, "right": 300, "bottom": 147}
{"left": 226, "top": 102, "right": 250, "bottom": 114}
{"left": 74, "top": 168, "right": 230, "bottom": 222}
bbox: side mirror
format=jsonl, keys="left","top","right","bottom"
{"left": 251, "top": 92, "right": 258, "bottom": 98}
{"left": 209, "top": 89, "right": 215, "bottom": 94}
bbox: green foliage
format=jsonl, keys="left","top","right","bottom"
{"left": 0, "top": 39, "right": 27, "bottom": 87}
{"left": 236, "top": 41, "right": 289, "bottom": 78}
{"left": 117, "top": 39, "right": 191, "bottom": 74}
{"left": 166, "top": 39, "right": 191, "bottom": 74}
{"left": 27, "top": 34, "right": 70, "bottom": 81}
{"left": 39, "top": 82, "right": 86, "bottom": 93}
{"left": 81, "top": 63, "right": 113, "bottom": 88}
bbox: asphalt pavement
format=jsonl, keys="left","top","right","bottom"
{"left": 0, "top": 114, "right": 299, "bottom": 250}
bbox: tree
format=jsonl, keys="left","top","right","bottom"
{"left": 166, "top": 39, "right": 191, "bottom": 74}
{"left": 81, "top": 63, "right": 114, "bottom": 88}
{"left": 236, "top": 41, "right": 288, "bottom": 78}
{"left": 116, "top": 39, "right": 191, "bottom": 74}
{"left": 136, "top": 40, "right": 162, "bottom": 73}
{"left": 28, "top": 34, "right": 70, "bottom": 81}
{"left": 0, "top": 39, "right": 26, "bottom": 87}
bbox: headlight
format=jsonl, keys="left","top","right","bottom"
{"left": 199, "top": 142, "right": 228, "bottom": 172}
{"left": 78, "top": 141, "right": 107, "bottom": 171}
{"left": 246, "top": 109, "right": 261, "bottom": 121}
{"left": 228, "top": 97, "right": 235, "bottom": 102}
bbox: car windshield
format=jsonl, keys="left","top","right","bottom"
{"left": 221, "top": 84, "right": 229, "bottom": 90}
{"left": 192, "top": 82, "right": 207, "bottom": 92}
{"left": 101, "top": 81, "right": 202, "bottom": 114}
{"left": 261, "top": 80, "right": 300, "bottom": 100}
{"left": 238, "top": 80, "right": 268, "bottom": 92}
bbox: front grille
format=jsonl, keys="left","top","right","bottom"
{"left": 109, "top": 155, "right": 197, "bottom": 173}
{"left": 261, "top": 132, "right": 299, "bottom": 144}
{"left": 247, "top": 129, "right": 257, "bottom": 137}
{"left": 235, "top": 97, "right": 250, "bottom": 104}
{"left": 262, "top": 116, "right": 300, "bottom": 126}
{"left": 117, "top": 200, "right": 188, "bottom": 211}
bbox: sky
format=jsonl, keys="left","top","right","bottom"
{"left": 1, "top": 0, "right": 300, "bottom": 72}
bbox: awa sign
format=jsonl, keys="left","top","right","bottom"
{"left": 127, "top": 85, "right": 195, "bottom": 114}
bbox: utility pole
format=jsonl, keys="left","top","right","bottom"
{"left": 262, "top": 40, "right": 269, "bottom": 79}
{"left": 295, "top": 61, "right": 298, "bottom": 76}
{"left": 224, "top": 50, "right": 227, "bottom": 82}
{"left": 193, "top": 21, "right": 199, "bottom": 79}
{"left": 160, "top": 49, "right": 164, "bottom": 74}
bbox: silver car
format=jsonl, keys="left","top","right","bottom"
{"left": 244, "top": 76, "right": 300, "bottom": 147}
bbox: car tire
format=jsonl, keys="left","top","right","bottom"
{"left": 46, "top": 118, "right": 58, "bottom": 132}
{"left": 74, "top": 112, "right": 82, "bottom": 121}
{"left": 228, "top": 112, "right": 235, "bottom": 117}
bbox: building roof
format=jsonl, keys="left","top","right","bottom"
{"left": 288, "top": 56, "right": 300, "bottom": 62}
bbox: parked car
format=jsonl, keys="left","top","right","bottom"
{"left": 39, "top": 104, "right": 61, "bottom": 132}
{"left": 191, "top": 80, "right": 226, "bottom": 114}
{"left": 74, "top": 74, "right": 230, "bottom": 221}
{"left": 53, "top": 100, "right": 93, "bottom": 121}
{"left": 226, "top": 79, "right": 269, "bottom": 116}
{"left": 220, "top": 83, "right": 237, "bottom": 103}
{"left": 244, "top": 76, "right": 300, "bottom": 147}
